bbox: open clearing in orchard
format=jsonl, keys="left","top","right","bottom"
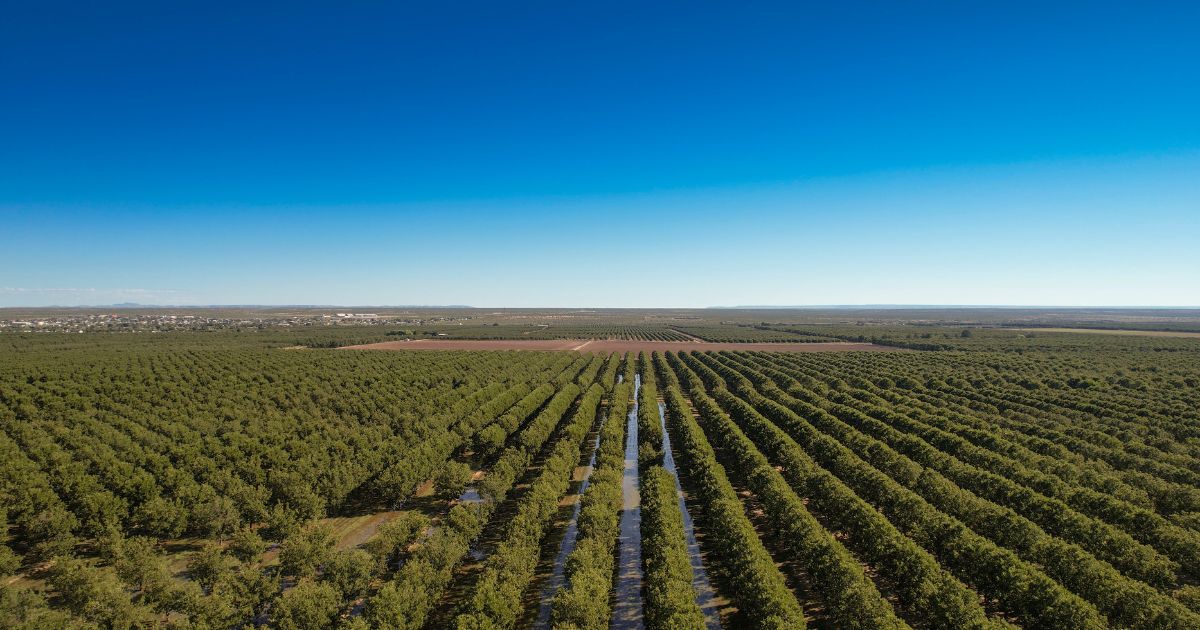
{"left": 340, "top": 338, "right": 904, "bottom": 352}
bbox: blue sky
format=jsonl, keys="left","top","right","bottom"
{"left": 2, "top": 2, "right": 1197, "bottom": 307}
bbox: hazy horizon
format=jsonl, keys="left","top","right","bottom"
{"left": 3, "top": 302, "right": 1199, "bottom": 311}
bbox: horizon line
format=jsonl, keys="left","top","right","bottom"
{"left": 2, "top": 304, "right": 1200, "bottom": 311}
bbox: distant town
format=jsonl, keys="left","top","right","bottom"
{"left": 0, "top": 311, "right": 470, "bottom": 333}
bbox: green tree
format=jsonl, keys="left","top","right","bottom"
{"left": 46, "top": 555, "right": 146, "bottom": 629}
{"left": 273, "top": 579, "right": 340, "bottom": 630}
{"left": 364, "top": 512, "right": 429, "bottom": 573}
{"left": 216, "top": 564, "right": 278, "bottom": 624}
{"left": 113, "top": 536, "right": 171, "bottom": 599}
{"left": 270, "top": 471, "right": 327, "bottom": 521}
{"left": 434, "top": 461, "right": 474, "bottom": 500}
{"left": 177, "top": 586, "right": 237, "bottom": 629}
{"left": 0, "top": 547, "right": 17, "bottom": 578}
{"left": 191, "top": 494, "right": 241, "bottom": 539}
{"left": 26, "top": 507, "right": 77, "bottom": 561}
{"left": 187, "top": 543, "right": 231, "bottom": 593}
{"left": 278, "top": 525, "right": 335, "bottom": 580}
{"left": 0, "top": 510, "right": 20, "bottom": 577}
{"left": 228, "top": 527, "right": 267, "bottom": 563}
{"left": 264, "top": 504, "right": 302, "bottom": 541}
{"left": 133, "top": 496, "right": 187, "bottom": 538}
{"left": 0, "top": 584, "right": 79, "bottom": 629}
{"left": 473, "top": 424, "right": 507, "bottom": 459}
{"left": 364, "top": 556, "right": 448, "bottom": 629}
{"left": 323, "top": 549, "right": 375, "bottom": 599}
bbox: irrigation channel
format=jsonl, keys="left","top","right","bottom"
{"left": 481, "top": 370, "right": 716, "bottom": 629}
{"left": 611, "top": 374, "right": 645, "bottom": 629}
{"left": 533, "top": 399, "right": 608, "bottom": 627}
{"left": 657, "top": 401, "right": 721, "bottom": 629}
{"left": 457, "top": 481, "right": 486, "bottom": 563}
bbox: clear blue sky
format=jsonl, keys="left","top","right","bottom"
{"left": 2, "top": 1, "right": 1197, "bottom": 307}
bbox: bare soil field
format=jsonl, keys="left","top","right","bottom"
{"left": 340, "top": 339, "right": 904, "bottom": 352}
{"left": 1012, "top": 327, "right": 1200, "bottom": 338}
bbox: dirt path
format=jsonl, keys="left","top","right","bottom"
{"left": 340, "top": 339, "right": 904, "bottom": 353}
{"left": 327, "top": 510, "right": 409, "bottom": 551}
{"left": 665, "top": 328, "right": 706, "bottom": 342}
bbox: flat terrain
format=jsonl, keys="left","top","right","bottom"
{"left": 340, "top": 338, "right": 903, "bottom": 352}
{"left": 1012, "top": 327, "right": 1200, "bottom": 338}
{"left": 6, "top": 319, "right": 1200, "bottom": 628}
